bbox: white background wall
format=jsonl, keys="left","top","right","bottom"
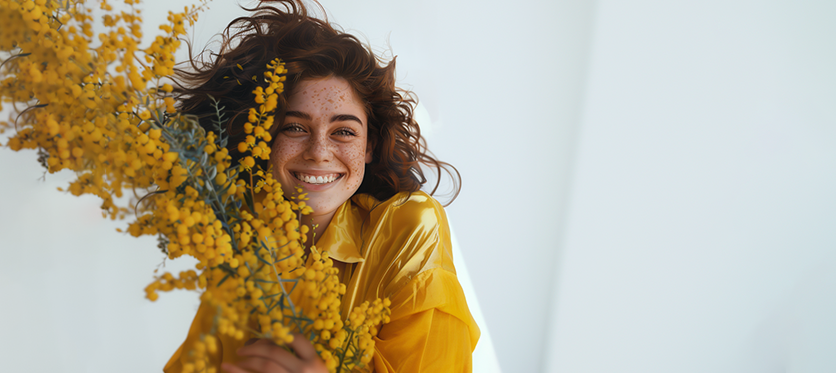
{"left": 1, "top": 0, "right": 835, "bottom": 372}
{"left": 545, "top": 1, "right": 836, "bottom": 372}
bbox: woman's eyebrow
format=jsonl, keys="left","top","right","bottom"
{"left": 285, "top": 111, "right": 362, "bottom": 126}
{"left": 285, "top": 110, "right": 311, "bottom": 120}
{"left": 331, "top": 114, "right": 363, "bottom": 126}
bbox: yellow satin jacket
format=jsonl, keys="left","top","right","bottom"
{"left": 165, "top": 191, "right": 480, "bottom": 372}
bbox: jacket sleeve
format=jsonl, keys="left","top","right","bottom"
{"left": 371, "top": 268, "right": 479, "bottom": 373}
{"left": 163, "top": 302, "right": 252, "bottom": 373}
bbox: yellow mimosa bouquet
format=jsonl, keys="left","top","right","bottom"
{"left": 0, "top": 1, "right": 390, "bottom": 371}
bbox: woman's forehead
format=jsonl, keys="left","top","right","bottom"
{"left": 287, "top": 77, "right": 366, "bottom": 115}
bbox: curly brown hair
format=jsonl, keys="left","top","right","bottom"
{"left": 172, "top": 0, "right": 459, "bottom": 204}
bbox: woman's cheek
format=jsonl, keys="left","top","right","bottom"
{"left": 348, "top": 144, "right": 367, "bottom": 190}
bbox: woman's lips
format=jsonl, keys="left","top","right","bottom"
{"left": 292, "top": 172, "right": 343, "bottom": 185}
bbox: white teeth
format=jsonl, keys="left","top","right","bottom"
{"left": 295, "top": 173, "right": 339, "bottom": 184}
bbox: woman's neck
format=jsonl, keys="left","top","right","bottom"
{"left": 303, "top": 211, "right": 336, "bottom": 246}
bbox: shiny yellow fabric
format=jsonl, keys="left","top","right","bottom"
{"left": 165, "top": 191, "right": 480, "bottom": 372}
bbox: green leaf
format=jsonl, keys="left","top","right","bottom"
{"left": 216, "top": 273, "right": 231, "bottom": 287}
{"left": 243, "top": 187, "right": 255, "bottom": 212}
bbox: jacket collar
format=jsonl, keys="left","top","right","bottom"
{"left": 314, "top": 194, "right": 382, "bottom": 263}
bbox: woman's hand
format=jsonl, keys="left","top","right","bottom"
{"left": 221, "top": 336, "right": 328, "bottom": 373}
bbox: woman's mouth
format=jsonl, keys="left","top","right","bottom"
{"left": 292, "top": 172, "right": 343, "bottom": 185}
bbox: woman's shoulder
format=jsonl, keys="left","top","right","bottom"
{"left": 350, "top": 191, "right": 457, "bottom": 283}
{"left": 352, "top": 190, "right": 447, "bottom": 229}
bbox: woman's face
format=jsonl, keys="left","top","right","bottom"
{"left": 271, "top": 76, "right": 372, "bottom": 223}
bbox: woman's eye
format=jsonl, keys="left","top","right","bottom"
{"left": 334, "top": 128, "right": 356, "bottom": 137}
{"left": 282, "top": 124, "right": 304, "bottom": 133}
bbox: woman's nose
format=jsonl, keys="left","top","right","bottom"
{"left": 303, "top": 133, "right": 332, "bottom": 163}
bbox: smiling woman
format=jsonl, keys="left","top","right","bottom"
{"left": 273, "top": 77, "right": 372, "bottom": 242}
{"left": 165, "top": 1, "right": 478, "bottom": 372}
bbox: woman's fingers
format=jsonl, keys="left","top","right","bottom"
{"left": 236, "top": 339, "right": 303, "bottom": 372}
{"left": 225, "top": 356, "right": 290, "bottom": 373}
{"left": 288, "top": 335, "right": 328, "bottom": 372}
{"left": 288, "top": 334, "right": 319, "bottom": 361}
{"left": 228, "top": 337, "right": 328, "bottom": 373}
